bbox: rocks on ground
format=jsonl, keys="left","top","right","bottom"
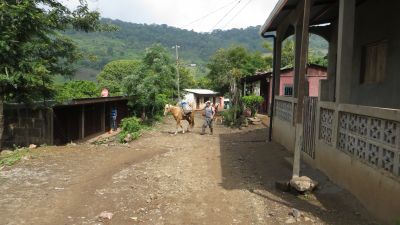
{"left": 289, "top": 176, "right": 318, "bottom": 192}
{"left": 98, "top": 211, "right": 113, "bottom": 220}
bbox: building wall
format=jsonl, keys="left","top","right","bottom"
{"left": 2, "top": 105, "right": 53, "bottom": 148}
{"left": 276, "top": 67, "right": 326, "bottom": 97}
{"left": 279, "top": 71, "right": 294, "bottom": 96}
{"left": 315, "top": 102, "right": 400, "bottom": 224}
{"left": 272, "top": 97, "right": 296, "bottom": 152}
{"left": 349, "top": 0, "right": 400, "bottom": 108}
{"left": 307, "top": 67, "right": 327, "bottom": 97}
{"left": 272, "top": 96, "right": 400, "bottom": 223}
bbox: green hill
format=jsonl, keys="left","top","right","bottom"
{"left": 65, "top": 18, "right": 328, "bottom": 81}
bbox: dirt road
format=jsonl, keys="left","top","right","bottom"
{"left": 0, "top": 115, "right": 375, "bottom": 225}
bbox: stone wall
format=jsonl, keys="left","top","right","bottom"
{"left": 1, "top": 105, "right": 53, "bottom": 148}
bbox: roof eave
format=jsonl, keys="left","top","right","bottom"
{"left": 259, "top": 0, "right": 289, "bottom": 35}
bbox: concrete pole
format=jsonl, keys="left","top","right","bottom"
{"left": 335, "top": 0, "right": 355, "bottom": 103}
{"left": 174, "top": 45, "right": 181, "bottom": 102}
{"left": 292, "top": 0, "right": 311, "bottom": 178}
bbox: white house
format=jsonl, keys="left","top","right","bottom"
{"left": 183, "top": 89, "right": 222, "bottom": 110}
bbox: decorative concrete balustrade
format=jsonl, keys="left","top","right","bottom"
{"left": 274, "top": 96, "right": 297, "bottom": 124}
{"left": 318, "top": 102, "right": 400, "bottom": 178}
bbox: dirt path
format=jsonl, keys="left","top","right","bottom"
{"left": 0, "top": 115, "right": 376, "bottom": 225}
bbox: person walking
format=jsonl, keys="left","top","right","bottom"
{"left": 111, "top": 106, "right": 117, "bottom": 131}
{"left": 201, "top": 101, "right": 215, "bottom": 135}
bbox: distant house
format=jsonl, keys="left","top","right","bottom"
{"left": 183, "top": 89, "right": 222, "bottom": 110}
{"left": 241, "top": 64, "right": 327, "bottom": 114}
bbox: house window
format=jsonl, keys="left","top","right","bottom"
{"left": 283, "top": 85, "right": 293, "bottom": 96}
{"left": 361, "top": 40, "right": 387, "bottom": 84}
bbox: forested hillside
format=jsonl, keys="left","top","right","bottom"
{"left": 65, "top": 18, "right": 328, "bottom": 81}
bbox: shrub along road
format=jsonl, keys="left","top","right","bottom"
{"left": 0, "top": 115, "right": 375, "bottom": 225}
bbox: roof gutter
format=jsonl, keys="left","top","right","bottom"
{"left": 259, "top": 0, "right": 288, "bottom": 35}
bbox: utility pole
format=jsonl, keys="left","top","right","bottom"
{"left": 172, "top": 45, "right": 181, "bottom": 102}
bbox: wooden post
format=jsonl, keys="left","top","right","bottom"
{"left": 79, "top": 105, "right": 85, "bottom": 139}
{"left": 0, "top": 94, "right": 3, "bottom": 150}
{"left": 335, "top": 0, "right": 355, "bottom": 103}
{"left": 101, "top": 103, "right": 106, "bottom": 132}
{"left": 292, "top": 0, "right": 311, "bottom": 178}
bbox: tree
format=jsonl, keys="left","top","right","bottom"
{"left": 124, "top": 44, "right": 176, "bottom": 118}
{"left": 178, "top": 66, "right": 196, "bottom": 91}
{"left": 207, "top": 45, "right": 270, "bottom": 95}
{"left": 281, "top": 36, "right": 328, "bottom": 68}
{"left": 0, "top": 0, "right": 114, "bottom": 148}
{"left": 97, "top": 60, "right": 141, "bottom": 96}
{"left": 207, "top": 46, "right": 269, "bottom": 124}
{"left": 281, "top": 39, "right": 295, "bottom": 68}
{"left": 55, "top": 80, "right": 99, "bottom": 103}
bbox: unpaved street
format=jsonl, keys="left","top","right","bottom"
{"left": 0, "top": 115, "right": 375, "bottom": 225}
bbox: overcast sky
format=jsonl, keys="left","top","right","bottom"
{"left": 62, "top": 0, "right": 279, "bottom": 32}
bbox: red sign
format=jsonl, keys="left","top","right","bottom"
{"left": 101, "top": 88, "right": 109, "bottom": 97}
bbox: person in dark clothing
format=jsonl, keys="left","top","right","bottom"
{"left": 111, "top": 107, "right": 117, "bottom": 131}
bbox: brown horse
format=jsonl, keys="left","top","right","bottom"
{"left": 213, "top": 103, "right": 223, "bottom": 124}
{"left": 164, "top": 104, "right": 195, "bottom": 134}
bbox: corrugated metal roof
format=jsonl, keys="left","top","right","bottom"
{"left": 183, "top": 89, "right": 218, "bottom": 95}
{"left": 260, "top": 0, "right": 361, "bottom": 35}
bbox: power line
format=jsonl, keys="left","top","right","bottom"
{"left": 182, "top": 0, "right": 238, "bottom": 28}
{"left": 210, "top": 0, "right": 242, "bottom": 32}
{"left": 221, "top": 0, "right": 253, "bottom": 29}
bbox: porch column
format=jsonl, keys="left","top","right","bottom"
{"left": 274, "top": 31, "right": 283, "bottom": 96}
{"left": 322, "top": 21, "right": 338, "bottom": 102}
{"left": 292, "top": 0, "right": 311, "bottom": 178}
{"left": 335, "top": 0, "right": 355, "bottom": 103}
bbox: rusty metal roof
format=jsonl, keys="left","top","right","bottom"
{"left": 55, "top": 96, "right": 128, "bottom": 107}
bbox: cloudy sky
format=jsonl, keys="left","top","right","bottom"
{"left": 62, "top": 0, "right": 279, "bottom": 32}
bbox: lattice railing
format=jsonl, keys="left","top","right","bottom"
{"left": 337, "top": 112, "right": 399, "bottom": 177}
{"left": 275, "top": 99, "right": 293, "bottom": 123}
{"left": 319, "top": 108, "right": 334, "bottom": 145}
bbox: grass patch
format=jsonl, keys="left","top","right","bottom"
{"left": 0, "top": 148, "right": 32, "bottom": 167}
{"left": 118, "top": 115, "right": 162, "bottom": 143}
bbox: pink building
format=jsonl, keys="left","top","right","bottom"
{"left": 241, "top": 64, "right": 327, "bottom": 114}
{"left": 278, "top": 64, "right": 327, "bottom": 97}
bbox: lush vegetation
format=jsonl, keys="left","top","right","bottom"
{"left": 206, "top": 45, "right": 270, "bottom": 125}
{"left": 0, "top": 0, "right": 114, "bottom": 148}
{"left": 281, "top": 37, "right": 328, "bottom": 68}
{"left": 123, "top": 44, "right": 194, "bottom": 119}
{"left": 242, "top": 95, "right": 264, "bottom": 117}
{"left": 207, "top": 46, "right": 271, "bottom": 94}
{"left": 64, "top": 19, "right": 328, "bottom": 81}
{"left": 118, "top": 117, "right": 143, "bottom": 143}
{"left": 0, "top": 0, "right": 114, "bottom": 103}
{"left": 54, "top": 80, "right": 99, "bottom": 103}
{"left": 97, "top": 60, "right": 141, "bottom": 96}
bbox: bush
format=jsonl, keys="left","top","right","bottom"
{"left": 118, "top": 117, "right": 143, "bottom": 143}
{"left": 242, "top": 95, "right": 264, "bottom": 117}
{"left": 55, "top": 80, "right": 99, "bottom": 103}
{"left": 222, "top": 105, "right": 243, "bottom": 127}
